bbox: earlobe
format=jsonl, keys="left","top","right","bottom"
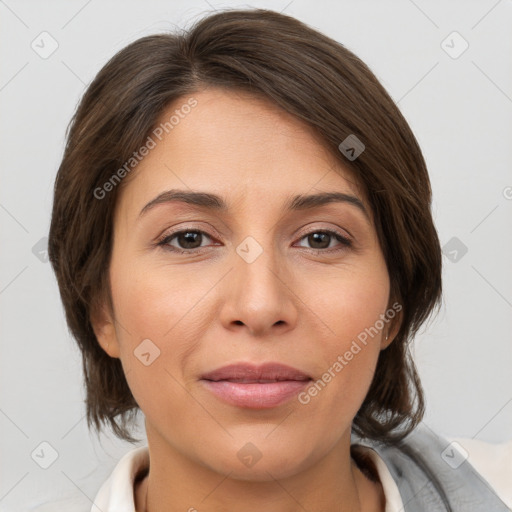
{"left": 90, "top": 300, "right": 121, "bottom": 358}
{"left": 381, "top": 329, "right": 394, "bottom": 350}
{"left": 380, "top": 306, "right": 403, "bottom": 350}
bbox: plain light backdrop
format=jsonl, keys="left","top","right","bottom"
{"left": 1, "top": 0, "right": 511, "bottom": 510}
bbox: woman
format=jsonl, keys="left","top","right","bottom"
{"left": 48, "top": 8, "right": 511, "bottom": 512}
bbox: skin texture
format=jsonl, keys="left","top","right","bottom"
{"left": 92, "top": 87, "right": 398, "bottom": 512}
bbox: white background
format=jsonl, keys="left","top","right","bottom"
{"left": 1, "top": 0, "right": 511, "bottom": 510}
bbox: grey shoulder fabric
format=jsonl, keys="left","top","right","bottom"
{"left": 355, "top": 424, "right": 510, "bottom": 511}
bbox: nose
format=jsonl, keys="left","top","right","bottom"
{"left": 218, "top": 238, "right": 298, "bottom": 338}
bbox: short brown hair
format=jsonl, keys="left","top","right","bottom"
{"left": 48, "top": 8, "right": 442, "bottom": 444}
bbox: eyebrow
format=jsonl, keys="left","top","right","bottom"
{"left": 139, "top": 189, "right": 369, "bottom": 220}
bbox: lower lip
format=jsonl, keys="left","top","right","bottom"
{"left": 201, "top": 379, "right": 311, "bottom": 408}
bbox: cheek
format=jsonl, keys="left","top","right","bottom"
{"left": 107, "top": 262, "right": 192, "bottom": 420}
{"left": 304, "top": 260, "right": 390, "bottom": 344}
{"left": 109, "top": 257, "right": 213, "bottom": 346}
{"left": 297, "top": 264, "right": 389, "bottom": 410}
{"left": 107, "top": 257, "right": 220, "bottom": 407}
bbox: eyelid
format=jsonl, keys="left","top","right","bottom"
{"left": 156, "top": 222, "right": 221, "bottom": 243}
{"left": 294, "top": 223, "right": 352, "bottom": 242}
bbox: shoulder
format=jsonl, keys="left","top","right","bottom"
{"left": 353, "top": 425, "right": 512, "bottom": 511}
{"left": 91, "top": 445, "right": 149, "bottom": 511}
{"left": 448, "top": 435, "right": 512, "bottom": 509}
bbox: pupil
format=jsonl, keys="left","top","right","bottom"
{"left": 180, "top": 231, "right": 201, "bottom": 248}
{"left": 310, "top": 233, "right": 329, "bottom": 249}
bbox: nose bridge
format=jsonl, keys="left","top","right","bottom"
{"left": 220, "top": 229, "right": 296, "bottom": 335}
{"left": 234, "top": 231, "right": 283, "bottom": 304}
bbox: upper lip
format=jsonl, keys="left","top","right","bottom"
{"left": 201, "top": 362, "right": 312, "bottom": 382}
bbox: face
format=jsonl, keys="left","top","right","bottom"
{"left": 93, "top": 87, "right": 396, "bottom": 481}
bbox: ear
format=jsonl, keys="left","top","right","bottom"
{"left": 380, "top": 301, "right": 403, "bottom": 350}
{"left": 90, "top": 298, "right": 121, "bottom": 358}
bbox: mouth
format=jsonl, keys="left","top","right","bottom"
{"left": 208, "top": 378, "right": 308, "bottom": 383}
{"left": 200, "top": 362, "right": 312, "bottom": 409}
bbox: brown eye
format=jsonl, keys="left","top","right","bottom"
{"left": 158, "top": 230, "right": 215, "bottom": 253}
{"left": 174, "top": 231, "right": 204, "bottom": 249}
{"left": 296, "top": 230, "right": 352, "bottom": 252}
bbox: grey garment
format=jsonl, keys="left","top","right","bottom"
{"left": 354, "top": 424, "right": 510, "bottom": 511}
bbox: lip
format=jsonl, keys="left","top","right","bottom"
{"left": 200, "top": 362, "right": 312, "bottom": 409}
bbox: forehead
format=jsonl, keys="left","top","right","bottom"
{"left": 116, "top": 87, "right": 368, "bottom": 218}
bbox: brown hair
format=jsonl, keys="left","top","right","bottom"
{"left": 48, "top": 8, "right": 442, "bottom": 444}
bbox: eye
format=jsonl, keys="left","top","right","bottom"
{"left": 295, "top": 230, "right": 352, "bottom": 252}
{"left": 157, "top": 229, "right": 216, "bottom": 253}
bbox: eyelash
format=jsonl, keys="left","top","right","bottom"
{"left": 155, "top": 228, "right": 353, "bottom": 255}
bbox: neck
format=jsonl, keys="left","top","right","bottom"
{"left": 135, "top": 427, "right": 384, "bottom": 512}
